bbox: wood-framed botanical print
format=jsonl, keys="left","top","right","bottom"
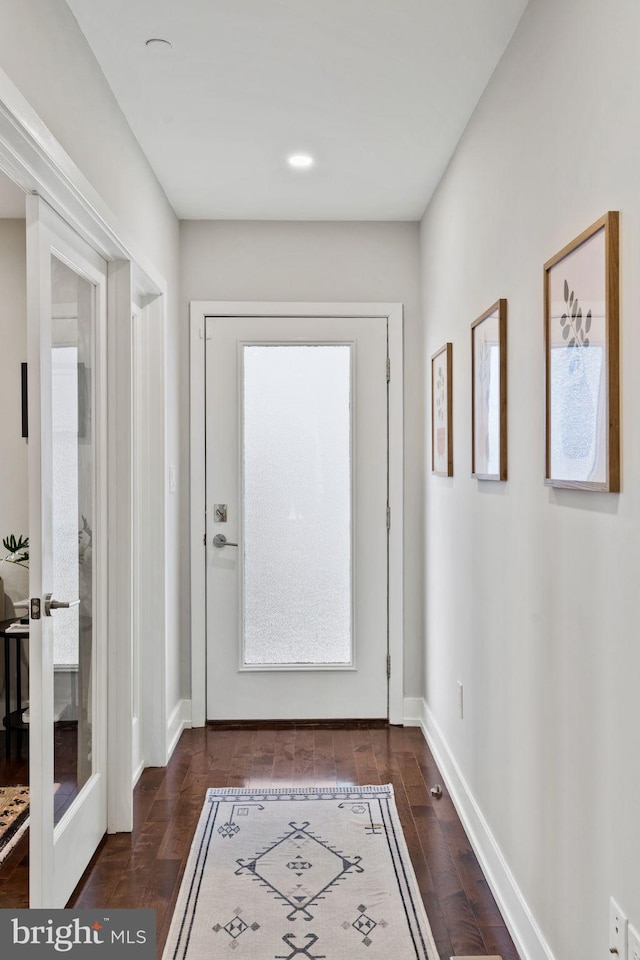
{"left": 471, "top": 299, "right": 507, "bottom": 480}
{"left": 544, "top": 211, "right": 619, "bottom": 491}
{"left": 431, "top": 342, "right": 453, "bottom": 476}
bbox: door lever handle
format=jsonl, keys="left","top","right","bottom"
{"left": 44, "top": 593, "right": 81, "bottom": 616}
{"left": 212, "top": 534, "right": 238, "bottom": 548}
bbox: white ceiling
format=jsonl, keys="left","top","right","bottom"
{"left": 65, "top": 0, "right": 529, "bottom": 221}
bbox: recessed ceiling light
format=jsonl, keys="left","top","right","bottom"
{"left": 145, "top": 38, "right": 173, "bottom": 50}
{"left": 287, "top": 154, "right": 315, "bottom": 169}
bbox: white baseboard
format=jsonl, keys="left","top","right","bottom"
{"left": 132, "top": 716, "right": 143, "bottom": 787}
{"left": 402, "top": 697, "right": 425, "bottom": 726}
{"left": 167, "top": 698, "right": 192, "bottom": 760}
{"left": 132, "top": 760, "right": 145, "bottom": 788}
{"left": 414, "top": 698, "right": 556, "bottom": 960}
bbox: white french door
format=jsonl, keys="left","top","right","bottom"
{"left": 205, "top": 315, "right": 388, "bottom": 720}
{"left": 26, "top": 197, "right": 108, "bottom": 906}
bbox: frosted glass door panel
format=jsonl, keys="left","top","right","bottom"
{"left": 242, "top": 346, "right": 352, "bottom": 665}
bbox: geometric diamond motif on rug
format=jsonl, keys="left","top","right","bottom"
{"left": 236, "top": 820, "right": 363, "bottom": 921}
{"left": 223, "top": 916, "right": 246, "bottom": 938}
{"left": 212, "top": 908, "right": 261, "bottom": 950}
{"left": 345, "top": 904, "right": 389, "bottom": 947}
{"left": 354, "top": 912, "right": 376, "bottom": 935}
{"left": 218, "top": 822, "right": 240, "bottom": 838}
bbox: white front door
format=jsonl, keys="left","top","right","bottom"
{"left": 205, "top": 315, "right": 388, "bottom": 720}
{"left": 26, "top": 197, "right": 108, "bottom": 906}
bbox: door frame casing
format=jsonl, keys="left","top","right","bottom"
{"left": 190, "top": 301, "right": 404, "bottom": 725}
{"left": 0, "top": 65, "right": 169, "bottom": 845}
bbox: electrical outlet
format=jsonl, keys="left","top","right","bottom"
{"left": 628, "top": 923, "right": 640, "bottom": 960}
{"left": 610, "top": 898, "right": 628, "bottom": 960}
{"left": 457, "top": 681, "right": 464, "bottom": 719}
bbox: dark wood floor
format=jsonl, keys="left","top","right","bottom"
{"left": 0, "top": 723, "right": 81, "bottom": 822}
{"left": 1, "top": 725, "right": 519, "bottom": 960}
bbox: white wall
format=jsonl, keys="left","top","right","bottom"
{"left": 420, "top": 0, "right": 640, "bottom": 958}
{"left": 180, "top": 220, "right": 424, "bottom": 698}
{"left": 0, "top": 1, "right": 183, "bottom": 742}
{"left": 0, "top": 0, "right": 178, "bottom": 285}
{"left": 0, "top": 219, "right": 28, "bottom": 611}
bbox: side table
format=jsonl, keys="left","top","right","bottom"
{"left": 1, "top": 619, "right": 29, "bottom": 760}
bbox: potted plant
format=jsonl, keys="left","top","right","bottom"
{"left": 0, "top": 534, "right": 29, "bottom": 620}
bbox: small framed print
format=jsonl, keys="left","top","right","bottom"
{"left": 431, "top": 342, "right": 453, "bottom": 476}
{"left": 471, "top": 299, "right": 507, "bottom": 481}
{"left": 544, "top": 211, "right": 619, "bottom": 491}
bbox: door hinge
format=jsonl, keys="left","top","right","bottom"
{"left": 203, "top": 532, "right": 206, "bottom": 546}
{"left": 386, "top": 357, "right": 391, "bottom": 382}
{"left": 387, "top": 654, "right": 391, "bottom": 678}
{"left": 387, "top": 504, "right": 391, "bottom": 530}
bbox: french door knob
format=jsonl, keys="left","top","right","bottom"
{"left": 44, "top": 593, "right": 81, "bottom": 616}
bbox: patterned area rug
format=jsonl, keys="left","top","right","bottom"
{"left": 163, "top": 785, "right": 438, "bottom": 960}
{"left": 0, "top": 786, "right": 29, "bottom": 866}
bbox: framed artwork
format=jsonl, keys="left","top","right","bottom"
{"left": 431, "top": 342, "right": 453, "bottom": 476}
{"left": 544, "top": 211, "right": 619, "bottom": 491}
{"left": 471, "top": 299, "right": 507, "bottom": 480}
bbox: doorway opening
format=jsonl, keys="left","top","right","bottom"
{"left": 0, "top": 181, "right": 166, "bottom": 910}
{"left": 190, "top": 302, "right": 404, "bottom": 726}
{"left": 0, "top": 175, "right": 29, "bottom": 876}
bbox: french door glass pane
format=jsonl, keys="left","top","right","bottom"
{"left": 242, "top": 345, "right": 352, "bottom": 665}
{"left": 51, "top": 255, "right": 95, "bottom": 821}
